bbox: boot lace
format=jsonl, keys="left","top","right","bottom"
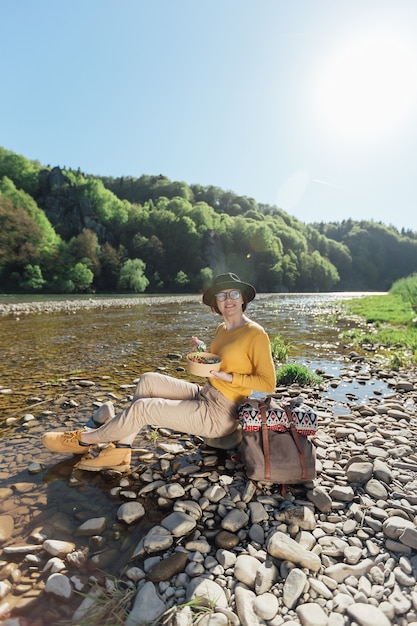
{"left": 63, "top": 431, "right": 81, "bottom": 444}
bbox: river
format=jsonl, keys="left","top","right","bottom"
{"left": 0, "top": 291, "right": 386, "bottom": 431}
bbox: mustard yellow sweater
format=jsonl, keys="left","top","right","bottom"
{"left": 209, "top": 320, "right": 276, "bottom": 404}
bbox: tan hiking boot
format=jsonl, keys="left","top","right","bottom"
{"left": 76, "top": 444, "right": 131, "bottom": 472}
{"left": 42, "top": 430, "right": 90, "bottom": 454}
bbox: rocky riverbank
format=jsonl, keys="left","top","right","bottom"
{"left": 0, "top": 350, "right": 417, "bottom": 625}
{"left": 0, "top": 295, "right": 193, "bottom": 317}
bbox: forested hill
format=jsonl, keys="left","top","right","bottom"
{"left": 0, "top": 146, "right": 416, "bottom": 295}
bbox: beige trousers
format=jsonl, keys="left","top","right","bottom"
{"left": 82, "top": 372, "right": 239, "bottom": 447}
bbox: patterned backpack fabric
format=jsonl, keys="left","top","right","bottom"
{"left": 238, "top": 396, "right": 317, "bottom": 435}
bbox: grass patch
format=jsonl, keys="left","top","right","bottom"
{"left": 59, "top": 583, "right": 216, "bottom": 626}
{"left": 159, "top": 597, "right": 216, "bottom": 625}
{"left": 342, "top": 293, "right": 414, "bottom": 325}
{"left": 276, "top": 363, "right": 323, "bottom": 387}
{"left": 340, "top": 292, "right": 417, "bottom": 364}
{"left": 270, "top": 333, "right": 292, "bottom": 363}
{"left": 59, "top": 579, "right": 137, "bottom": 626}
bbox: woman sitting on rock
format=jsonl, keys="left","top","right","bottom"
{"left": 42, "top": 273, "right": 276, "bottom": 472}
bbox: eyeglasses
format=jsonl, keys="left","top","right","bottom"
{"left": 215, "top": 290, "right": 241, "bottom": 302}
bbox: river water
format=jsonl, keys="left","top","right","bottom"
{"left": 0, "top": 291, "right": 386, "bottom": 430}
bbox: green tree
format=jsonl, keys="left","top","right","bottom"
{"left": 297, "top": 251, "right": 339, "bottom": 291}
{"left": 0, "top": 196, "right": 44, "bottom": 276}
{"left": 174, "top": 270, "right": 190, "bottom": 289}
{"left": 0, "top": 147, "right": 42, "bottom": 197}
{"left": 118, "top": 259, "right": 149, "bottom": 293}
{"left": 97, "top": 242, "right": 123, "bottom": 290}
{"left": 0, "top": 176, "right": 60, "bottom": 251}
{"left": 69, "top": 262, "right": 94, "bottom": 292}
{"left": 19, "top": 264, "right": 46, "bottom": 291}
{"left": 68, "top": 228, "right": 101, "bottom": 278}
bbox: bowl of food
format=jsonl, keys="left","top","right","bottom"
{"left": 186, "top": 352, "right": 222, "bottom": 378}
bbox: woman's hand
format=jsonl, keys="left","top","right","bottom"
{"left": 210, "top": 370, "right": 233, "bottom": 383}
{"left": 191, "top": 336, "right": 206, "bottom": 351}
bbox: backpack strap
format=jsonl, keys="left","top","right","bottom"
{"left": 260, "top": 401, "right": 271, "bottom": 481}
{"left": 283, "top": 404, "right": 308, "bottom": 480}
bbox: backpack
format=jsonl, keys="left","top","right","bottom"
{"left": 237, "top": 396, "right": 317, "bottom": 484}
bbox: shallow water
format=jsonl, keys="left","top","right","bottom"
{"left": 0, "top": 292, "right": 386, "bottom": 425}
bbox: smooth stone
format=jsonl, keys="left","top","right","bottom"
{"left": 254, "top": 560, "right": 279, "bottom": 594}
{"left": 267, "top": 531, "right": 321, "bottom": 572}
{"left": 329, "top": 485, "right": 355, "bottom": 502}
{"left": 185, "top": 539, "right": 211, "bottom": 554}
{"left": 199, "top": 613, "right": 229, "bottom": 626}
{"left": 373, "top": 458, "right": 392, "bottom": 483}
{"left": 0, "top": 489, "right": 13, "bottom": 502}
{"left": 346, "top": 602, "right": 392, "bottom": 626}
{"left": 383, "top": 516, "right": 415, "bottom": 540}
{"left": 324, "top": 559, "right": 373, "bottom": 582}
{"left": 42, "top": 540, "right": 75, "bottom": 557}
{"left": 248, "top": 523, "right": 265, "bottom": 545}
{"left": 296, "top": 602, "right": 328, "bottom": 625}
{"left": 173, "top": 500, "right": 202, "bottom": 521}
{"left": 388, "top": 588, "right": 412, "bottom": 614}
{"left": 332, "top": 592, "right": 355, "bottom": 612}
{"left": 344, "top": 545, "right": 363, "bottom": 565}
{"left": 74, "top": 517, "right": 107, "bottom": 536}
{"left": 0, "top": 581, "right": 11, "bottom": 600}
{"left": 143, "top": 526, "right": 174, "bottom": 553}
{"left": 253, "top": 592, "right": 279, "bottom": 620}
{"left": 91, "top": 401, "right": 114, "bottom": 425}
{"left": 0, "top": 516, "right": 14, "bottom": 542}
{"left": 283, "top": 568, "right": 307, "bottom": 609}
{"left": 364, "top": 479, "right": 388, "bottom": 500}
{"left": 346, "top": 462, "right": 373, "bottom": 483}
{"left": 306, "top": 486, "right": 332, "bottom": 513}
{"left": 28, "top": 462, "right": 43, "bottom": 474}
{"left": 148, "top": 551, "right": 188, "bottom": 582}
{"left": 220, "top": 509, "right": 249, "bottom": 532}
{"left": 160, "top": 512, "right": 197, "bottom": 537}
{"left": 234, "top": 583, "right": 263, "bottom": 626}
{"left": 156, "top": 483, "right": 186, "bottom": 499}
{"left": 248, "top": 501, "right": 269, "bottom": 524}
{"left": 44, "top": 573, "right": 72, "bottom": 599}
{"left": 343, "top": 519, "right": 357, "bottom": 535}
{"left": 126, "top": 581, "right": 166, "bottom": 626}
{"left": 204, "top": 484, "right": 227, "bottom": 503}
{"left": 186, "top": 577, "right": 228, "bottom": 609}
{"left": 117, "top": 502, "right": 145, "bottom": 524}
{"left": 366, "top": 446, "right": 388, "bottom": 459}
{"left": 399, "top": 527, "right": 417, "bottom": 550}
{"left": 215, "top": 549, "right": 237, "bottom": 569}
{"left": 308, "top": 577, "right": 333, "bottom": 600}
{"left": 234, "top": 555, "right": 261, "bottom": 589}
{"left": 215, "top": 531, "right": 240, "bottom": 549}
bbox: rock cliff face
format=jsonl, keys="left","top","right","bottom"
{"left": 36, "top": 167, "right": 110, "bottom": 242}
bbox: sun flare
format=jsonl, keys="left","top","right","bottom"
{"left": 313, "top": 29, "right": 417, "bottom": 147}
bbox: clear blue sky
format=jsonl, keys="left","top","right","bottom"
{"left": 2, "top": 0, "right": 417, "bottom": 232}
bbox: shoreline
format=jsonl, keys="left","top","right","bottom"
{"left": 0, "top": 291, "right": 374, "bottom": 316}
{"left": 0, "top": 294, "right": 200, "bottom": 316}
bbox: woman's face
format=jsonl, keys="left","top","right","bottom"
{"left": 214, "top": 289, "right": 244, "bottom": 315}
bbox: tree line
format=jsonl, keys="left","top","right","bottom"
{"left": 0, "top": 146, "right": 416, "bottom": 295}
